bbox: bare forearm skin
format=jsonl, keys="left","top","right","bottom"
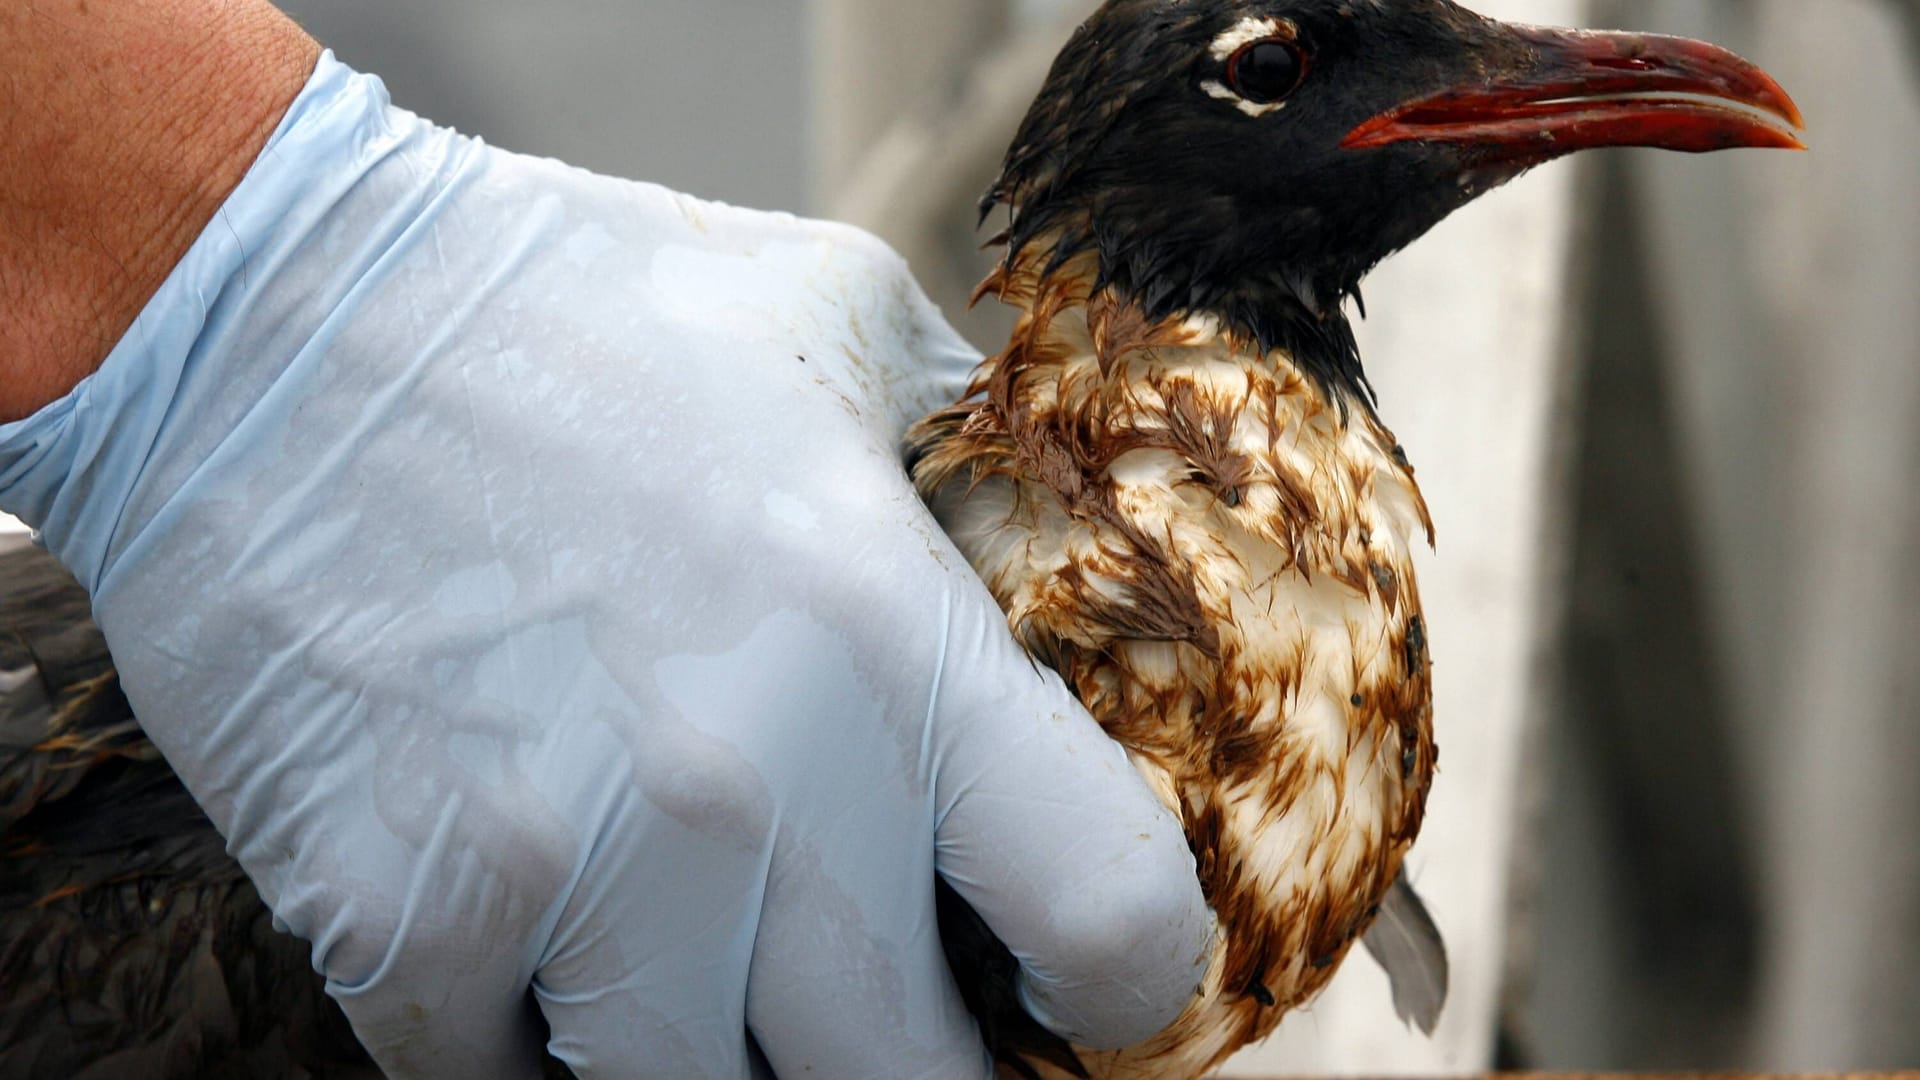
{"left": 0, "top": 0, "right": 318, "bottom": 422}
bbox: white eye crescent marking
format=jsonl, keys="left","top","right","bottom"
{"left": 1201, "top": 79, "right": 1290, "bottom": 117}
{"left": 1209, "top": 16, "right": 1289, "bottom": 61}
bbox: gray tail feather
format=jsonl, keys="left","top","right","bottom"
{"left": 1360, "top": 869, "right": 1448, "bottom": 1035}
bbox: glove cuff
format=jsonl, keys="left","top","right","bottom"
{"left": 0, "top": 53, "right": 389, "bottom": 593}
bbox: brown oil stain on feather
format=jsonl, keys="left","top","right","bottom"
{"left": 912, "top": 241, "right": 1437, "bottom": 1080}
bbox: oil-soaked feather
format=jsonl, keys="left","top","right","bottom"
{"left": 1360, "top": 869, "right": 1448, "bottom": 1035}
{"left": 936, "top": 875, "right": 1090, "bottom": 1079}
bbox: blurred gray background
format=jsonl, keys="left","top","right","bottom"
{"left": 91, "top": 0, "right": 1920, "bottom": 1073}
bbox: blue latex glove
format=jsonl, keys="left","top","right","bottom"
{"left": 0, "top": 54, "right": 1212, "bottom": 1079}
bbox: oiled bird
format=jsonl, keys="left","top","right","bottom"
{"left": 911, "top": 2, "right": 1804, "bottom": 1076}
{"left": 0, "top": 3, "right": 1802, "bottom": 1074}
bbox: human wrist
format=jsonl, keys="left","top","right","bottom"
{"left": 0, "top": 50, "right": 411, "bottom": 592}
{"left": 0, "top": 0, "right": 319, "bottom": 422}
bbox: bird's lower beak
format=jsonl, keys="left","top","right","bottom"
{"left": 1341, "top": 25, "right": 1805, "bottom": 159}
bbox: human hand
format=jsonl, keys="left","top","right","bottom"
{"left": 0, "top": 54, "right": 1211, "bottom": 1079}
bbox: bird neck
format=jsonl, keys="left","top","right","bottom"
{"left": 976, "top": 235, "right": 1377, "bottom": 410}
{"left": 969, "top": 247, "right": 1370, "bottom": 428}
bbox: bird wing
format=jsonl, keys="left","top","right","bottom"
{"left": 0, "top": 544, "right": 377, "bottom": 1078}
{"left": 1359, "top": 868, "right": 1449, "bottom": 1035}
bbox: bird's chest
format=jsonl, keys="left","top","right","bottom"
{"left": 918, "top": 322, "right": 1436, "bottom": 1020}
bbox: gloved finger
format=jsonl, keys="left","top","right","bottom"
{"left": 743, "top": 834, "right": 990, "bottom": 1080}
{"left": 784, "top": 221, "right": 984, "bottom": 436}
{"left": 524, "top": 728, "right": 774, "bottom": 1079}
{"left": 927, "top": 588, "right": 1214, "bottom": 1050}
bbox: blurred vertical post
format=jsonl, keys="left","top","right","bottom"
{"left": 809, "top": 0, "right": 1011, "bottom": 212}
{"left": 1574, "top": 0, "right": 1920, "bottom": 1068}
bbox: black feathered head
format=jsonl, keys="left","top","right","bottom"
{"left": 987, "top": 0, "right": 1802, "bottom": 398}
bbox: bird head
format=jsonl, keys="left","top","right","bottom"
{"left": 987, "top": 0, "right": 1803, "bottom": 397}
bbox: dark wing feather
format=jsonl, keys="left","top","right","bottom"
{"left": 936, "top": 874, "right": 1089, "bottom": 1079}
{"left": 0, "top": 543, "right": 579, "bottom": 1078}
{"left": 0, "top": 543, "right": 379, "bottom": 1078}
{"left": 1360, "top": 869, "right": 1449, "bottom": 1035}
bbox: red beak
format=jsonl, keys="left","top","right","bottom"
{"left": 1342, "top": 26, "right": 1805, "bottom": 158}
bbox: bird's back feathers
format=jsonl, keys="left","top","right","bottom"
{"left": 0, "top": 545, "right": 376, "bottom": 1078}
{"left": 0, "top": 546, "right": 579, "bottom": 1078}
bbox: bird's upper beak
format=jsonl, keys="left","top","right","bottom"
{"left": 1341, "top": 24, "right": 1805, "bottom": 159}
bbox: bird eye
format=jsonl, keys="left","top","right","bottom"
{"left": 1226, "top": 40, "right": 1307, "bottom": 105}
